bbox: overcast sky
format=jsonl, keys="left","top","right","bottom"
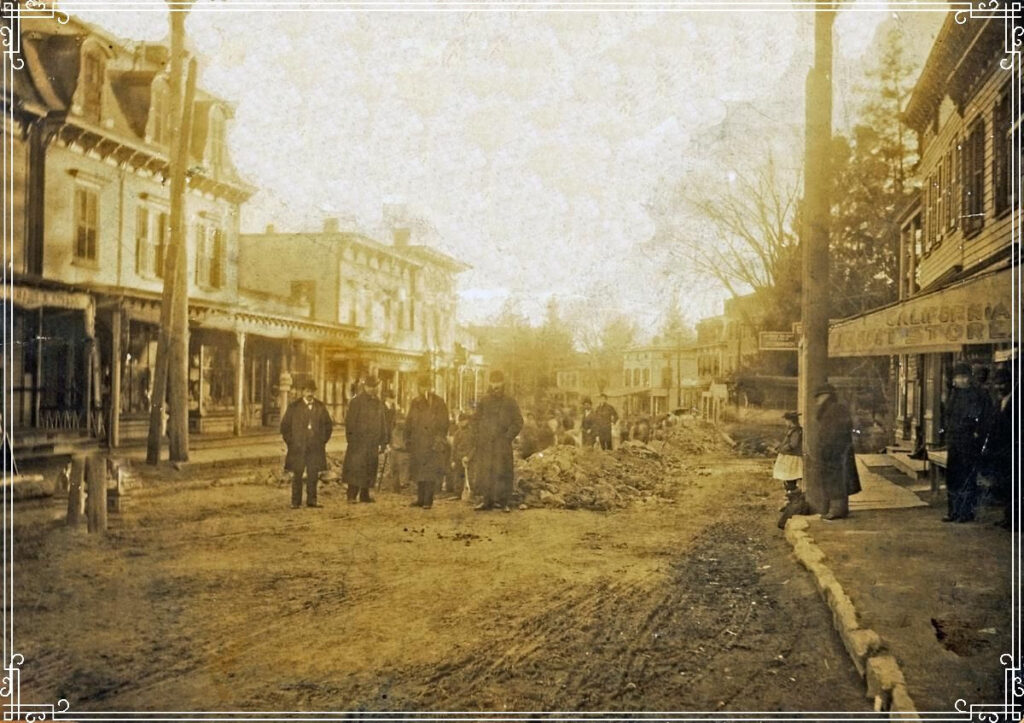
{"left": 65, "top": 1, "right": 943, "bottom": 335}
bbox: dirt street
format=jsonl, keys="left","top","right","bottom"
{"left": 11, "top": 437, "right": 869, "bottom": 712}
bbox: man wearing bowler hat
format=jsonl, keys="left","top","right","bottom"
{"left": 280, "top": 378, "right": 334, "bottom": 509}
{"left": 471, "top": 370, "right": 524, "bottom": 512}
{"left": 405, "top": 373, "right": 450, "bottom": 509}
{"left": 343, "top": 376, "right": 389, "bottom": 503}
{"left": 942, "top": 362, "right": 992, "bottom": 522}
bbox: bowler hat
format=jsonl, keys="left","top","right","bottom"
{"left": 300, "top": 378, "right": 317, "bottom": 392}
{"left": 363, "top": 376, "right": 380, "bottom": 388}
{"left": 813, "top": 383, "right": 836, "bottom": 397}
{"left": 488, "top": 370, "right": 505, "bottom": 384}
{"left": 783, "top": 411, "right": 800, "bottom": 422}
{"left": 952, "top": 362, "right": 972, "bottom": 376}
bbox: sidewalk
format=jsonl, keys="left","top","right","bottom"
{"left": 115, "top": 433, "right": 348, "bottom": 471}
{"left": 785, "top": 456, "right": 1012, "bottom": 715}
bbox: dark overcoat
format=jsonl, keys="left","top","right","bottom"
{"left": 944, "top": 384, "right": 992, "bottom": 489}
{"left": 592, "top": 403, "right": 618, "bottom": 435}
{"left": 814, "top": 397, "right": 861, "bottom": 500}
{"left": 342, "top": 392, "right": 389, "bottom": 489}
{"left": 405, "top": 393, "right": 450, "bottom": 484}
{"left": 471, "top": 391, "right": 524, "bottom": 495}
{"left": 984, "top": 393, "right": 1014, "bottom": 484}
{"left": 280, "top": 397, "right": 334, "bottom": 474}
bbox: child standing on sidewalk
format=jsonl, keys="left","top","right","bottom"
{"left": 773, "top": 411, "right": 804, "bottom": 510}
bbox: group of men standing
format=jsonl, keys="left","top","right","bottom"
{"left": 280, "top": 370, "right": 524, "bottom": 513}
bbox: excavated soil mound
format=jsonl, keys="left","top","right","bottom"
{"left": 515, "top": 421, "right": 727, "bottom": 511}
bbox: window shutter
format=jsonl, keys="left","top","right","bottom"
{"left": 135, "top": 206, "right": 150, "bottom": 275}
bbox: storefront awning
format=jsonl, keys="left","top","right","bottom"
{"left": 11, "top": 284, "right": 95, "bottom": 336}
{"left": 828, "top": 267, "right": 1014, "bottom": 358}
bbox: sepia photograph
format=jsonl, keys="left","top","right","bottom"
{"left": 1, "top": 0, "right": 1021, "bottom": 716}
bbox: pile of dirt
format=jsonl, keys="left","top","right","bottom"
{"left": 660, "top": 420, "right": 731, "bottom": 456}
{"left": 515, "top": 445, "right": 666, "bottom": 511}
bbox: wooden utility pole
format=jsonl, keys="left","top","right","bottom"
{"left": 799, "top": 8, "right": 835, "bottom": 514}
{"left": 146, "top": 6, "right": 194, "bottom": 464}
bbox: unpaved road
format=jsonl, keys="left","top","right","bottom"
{"left": 11, "top": 446, "right": 869, "bottom": 712}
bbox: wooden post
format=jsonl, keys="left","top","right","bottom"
{"left": 110, "top": 306, "right": 122, "bottom": 447}
{"left": 66, "top": 455, "right": 85, "bottom": 526}
{"left": 799, "top": 8, "right": 835, "bottom": 514}
{"left": 234, "top": 331, "right": 246, "bottom": 435}
{"left": 167, "top": 54, "right": 198, "bottom": 463}
{"left": 85, "top": 454, "right": 107, "bottom": 534}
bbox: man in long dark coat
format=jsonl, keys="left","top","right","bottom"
{"left": 943, "top": 362, "right": 992, "bottom": 522}
{"left": 472, "top": 370, "right": 524, "bottom": 512}
{"left": 812, "top": 383, "right": 861, "bottom": 520}
{"left": 406, "top": 374, "right": 450, "bottom": 509}
{"left": 280, "top": 378, "right": 334, "bottom": 509}
{"left": 592, "top": 394, "right": 618, "bottom": 450}
{"left": 343, "top": 376, "right": 389, "bottom": 503}
{"left": 984, "top": 367, "right": 1015, "bottom": 529}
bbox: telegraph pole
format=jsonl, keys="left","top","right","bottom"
{"left": 146, "top": 5, "right": 193, "bottom": 464}
{"left": 799, "top": 7, "right": 835, "bottom": 513}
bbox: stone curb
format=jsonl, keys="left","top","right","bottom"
{"left": 784, "top": 515, "right": 921, "bottom": 719}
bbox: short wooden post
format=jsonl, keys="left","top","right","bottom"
{"left": 66, "top": 455, "right": 85, "bottom": 526}
{"left": 85, "top": 454, "right": 107, "bottom": 534}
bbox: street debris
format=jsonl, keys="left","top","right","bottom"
{"left": 515, "top": 421, "right": 727, "bottom": 511}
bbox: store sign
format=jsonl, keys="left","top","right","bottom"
{"left": 828, "top": 269, "right": 1012, "bottom": 357}
{"left": 759, "top": 331, "right": 797, "bottom": 350}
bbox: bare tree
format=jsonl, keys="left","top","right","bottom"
{"left": 646, "top": 154, "right": 802, "bottom": 328}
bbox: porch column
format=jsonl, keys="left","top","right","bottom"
{"left": 110, "top": 306, "right": 122, "bottom": 447}
{"left": 234, "top": 331, "right": 246, "bottom": 436}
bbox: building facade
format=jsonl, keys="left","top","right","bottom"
{"left": 829, "top": 12, "right": 1018, "bottom": 452}
{"left": 6, "top": 12, "right": 360, "bottom": 451}
{"left": 239, "top": 221, "right": 469, "bottom": 417}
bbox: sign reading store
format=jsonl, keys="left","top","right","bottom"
{"left": 828, "top": 268, "right": 1013, "bottom": 358}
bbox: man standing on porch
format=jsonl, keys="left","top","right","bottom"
{"left": 280, "top": 379, "right": 334, "bottom": 509}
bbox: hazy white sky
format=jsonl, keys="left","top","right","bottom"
{"left": 65, "top": 2, "right": 943, "bottom": 334}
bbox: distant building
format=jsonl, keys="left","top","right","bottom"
{"left": 618, "top": 343, "right": 700, "bottom": 416}
{"left": 239, "top": 220, "right": 469, "bottom": 416}
{"left": 829, "top": 12, "right": 1016, "bottom": 451}
{"left": 7, "top": 11, "right": 360, "bottom": 449}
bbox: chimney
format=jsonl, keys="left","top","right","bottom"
{"left": 393, "top": 227, "right": 410, "bottom": 247}
{"left": 323, "top": 217, "right": 339, "bottom": 233}
{"left": 265, "top": 223, "right": 275, "bottom": 234}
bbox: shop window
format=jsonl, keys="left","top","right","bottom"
{"left": 962, "top": 119, "right": 986, "bottom": 237}
{"left": 642, "top": 368, "right": 650, "bottom": 386}
{"left": 73, "top": 187, "right": 98, "bottom": 262}
{"left": 633, "top": 368, "right": 640, "bottom": 386}
{"left": 198, "top": 344, "right": 236, "bottom": 413}
{"left": 123, "top": 322, "right": 159, "bottom": 414}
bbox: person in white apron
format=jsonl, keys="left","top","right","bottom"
{"left": 772, "top": 411, "right": 803, "bottom": 510}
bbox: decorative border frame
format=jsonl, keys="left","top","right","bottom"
{"left": 2, "top": 0, "right": 1021, "bottom": 720}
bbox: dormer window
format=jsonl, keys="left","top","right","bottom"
{"left": 81, "top": 52, "right": 103, "bottom": 122}
{"left": 209, "top": 109, "right": 226, "bottom": 173}
{"left": 151, "top": 85, "right": 169, "bottom": 146}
